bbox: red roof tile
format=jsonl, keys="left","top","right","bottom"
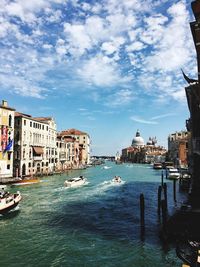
{"left": 60, "top": 128, "right": 87, "bottom": 136}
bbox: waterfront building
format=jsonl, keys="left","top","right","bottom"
{"left": 168, "top": 131, "right": 189, "bottom": 167}
{"left": 0, "top": 100, "right": 15, "bottom": 179}
{"left": 13, "top": 113, "right": 57, "bottom": 177}
{"left": 121, "top": 130, "right": 145, "bottom": 162}
{"left": 56, "top": 135, "right": 80, "bottom": 170}
{"left": 58, "top": 129, "right": 91, "bottom": 166}
{"left": 143, "top": 145, "right": 167, "bottom": 164}
{"left": 33, "top": 117, "right": 57, "bottom": 173}
{"left": 182, "top": 0, "right": 200, "bottom": 207}
{"left": 121, "top": 130, "right": 166, "bottom": 163}
{"left": 131, "top": 130, "right": 145, "bottom": 147}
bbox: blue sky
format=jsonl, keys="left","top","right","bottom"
{"left": 0, "top": 0, "right": 196, "bottom": 155}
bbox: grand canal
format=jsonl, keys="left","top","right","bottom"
{"left": 0, "top": 162, "right": 185, "bottom": 267}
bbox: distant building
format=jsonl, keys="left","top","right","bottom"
{"left": 57, "top": 128, "right": 91, "bottom": 166}
{"left": 0, "top": 100, "right": 15, "bottom": 179}
{"left": 121, "top": 130, "right": 166, "bottom": 163}
{"left": 13, "top": 113, "right": 57, "bottom": 177}
{"left": 168, "top": 131, "right": 189, "bottom": 167}
{"left": 131, "top": 130, "right": 145, "bottom": 147}
{"left": 33, "top": 117, "right": 57, "bottom": 172}
{"left": 56, "top": 135, "right": 80, "bottom": 170}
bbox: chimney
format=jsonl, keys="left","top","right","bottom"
{"left": 2, "top": 100, "right": 8, "bottom": 107}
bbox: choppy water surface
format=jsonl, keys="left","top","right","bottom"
{"left": 0, "top": 162, "right": 184, "bottom": 267}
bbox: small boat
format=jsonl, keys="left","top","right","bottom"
{"left": 167, "top": 168, "right": 181, "bottom": 179}
{"left": 64, "top": 176, "right": 86, "bottom": 187}
{"left": 0, "top": 185, "right": 22, "bottom": 215}
{"left": 12, "top": 178, "right": 40, "bottom": 186}
{"left": 153, "top": 162, "right": 163, "bottom": 169}
{"left": 112, "top": 176, "right": 122, "bottom": 183}
{"left": 176, "top": 240, "right": 200, "bottom": 266}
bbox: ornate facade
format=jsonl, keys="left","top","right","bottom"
{"left": 168, "top": 131, "right": 189, "bottom": 167}
{"left": 58, "top": 129, "right": 91, "bottom": 166}
{"left": 13, "top": 113, "right": 57, "bottom": 177}
{"left": 121, "top": 130, "right": 166, "bottom": 163}
{"left": 0, "top": 100, "right": 15, "bottom": 179}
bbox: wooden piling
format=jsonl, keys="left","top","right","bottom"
{"left": 163, "top": 183, "right": 168, "bottom": 210}
{"left": 173, "top": 179, "right": 177, "bottom": 202}
{"left": 157, "top": 185, "right": 162, "bottom": 216}
{"left": 140, "top": 193, "right": 145, "bottom": 233}
{"left": 165, "top": 168, "right": 168, "bottom": 179}
{"left": 161, "top": 199, "right": 167, "bottom": 232}
{"left": 161, "top": 170, "right": 164, "bottom": 187}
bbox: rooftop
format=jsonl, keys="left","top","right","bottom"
{"left": 59, "top": 128, "right": 88, "bottom": 136}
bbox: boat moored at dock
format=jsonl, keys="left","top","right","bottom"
{"left": 167, "top": 168, "right": 181, "bottom": 180}
{"left": 153, "top": 162, "right": 163, "bottom": 169}
{"left": 12, "top": 178, "right": 40, "bottom": 186}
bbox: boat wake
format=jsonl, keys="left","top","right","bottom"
{"left": 0, "top": 205, "right": 20, "bottom": 218}
{"left": 102, "top": 166, "right": 112, "bottom": 169}
{"left": 100, "top": 179, "right": 125, "bottom": 188}
{"left": 54, "top": 181, "right": 90, "bottom": 192}
{"left": 125, "top": 165, "right": 133, "bottom": 168}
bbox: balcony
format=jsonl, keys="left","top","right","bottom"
{"left": 33, "top": 156, "right": 43, "bottom": 161}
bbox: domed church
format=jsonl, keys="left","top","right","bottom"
{"left": 131, "top": 130, "right": 145, "bottom": 147}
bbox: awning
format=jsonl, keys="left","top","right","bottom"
{"left": 33, "top": 146, "right": 44, "bottom": 155}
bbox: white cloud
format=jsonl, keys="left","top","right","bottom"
{"left": 151, "top": 113, "right": 176, "bottom": 120}
{"left": 130, "top": 115, "right": 158, "bottom": 124}
{"left": 0, "top": 74, "right": 46, "bottom": 98}
{"left": 63, "top": 23, "right": 92, "bottom": 56}
{"left": 0, "top": 0, "right": 195, "bottom": 106}
{"left": 105, "top": 89, "right": 135, "bottom": 107}
{"left": 101, "top": 42, "right": 117, "bottom": 55}
{"left": 144, "top": 1, "right": 192, "bottom": 72}
{"left": 77, "top": 54, "right": 131, "bottom": 87}
{"left": 126, "top": 41, "right": 145, "bottom": 52}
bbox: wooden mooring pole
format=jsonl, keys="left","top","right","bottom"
{"left": 161, "top": 170, "right": 164, "bottom": 187}
{"left": 173, "top": 179, "right": 177, "bottom": 202}
{"left": 163, "top": 183, "right": 168, "bottom": 210}
{"left": 157, "top": 185, "right": 162, "bottom": 216}
{"left": 161, "top": 199, "right": 167, "bottom": 233}
{"left": 140, "top": 193, "right": 145, "bottom": 235}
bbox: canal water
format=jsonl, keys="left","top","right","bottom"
{"left": 0, "top": 162, "right": 185, "bottom": 267}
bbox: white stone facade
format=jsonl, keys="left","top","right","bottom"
{"left": 14, "top": 113, "right": 57, "bottom": 177}
{"left": 0, "top": 100, "right": 15, "bottom": 179}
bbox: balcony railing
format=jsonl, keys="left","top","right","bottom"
{"left": 33, "top": 156, "right": 43, "bottom": 161}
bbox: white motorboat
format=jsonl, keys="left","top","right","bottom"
{"left": 64, "top": 176, "right": 86, "bottom": 187}
{"left": 112, "top": 176, "right": 122, "bottom": 183}
{"left": 0, "top": 185, "right": 22, "bottom": 215}
{"left": 167, "top": 168, "right": 181, "bottom": 179}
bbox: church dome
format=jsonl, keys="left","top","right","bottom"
{"left": 131, "top": 130, "right": 145, "bottom": 147}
